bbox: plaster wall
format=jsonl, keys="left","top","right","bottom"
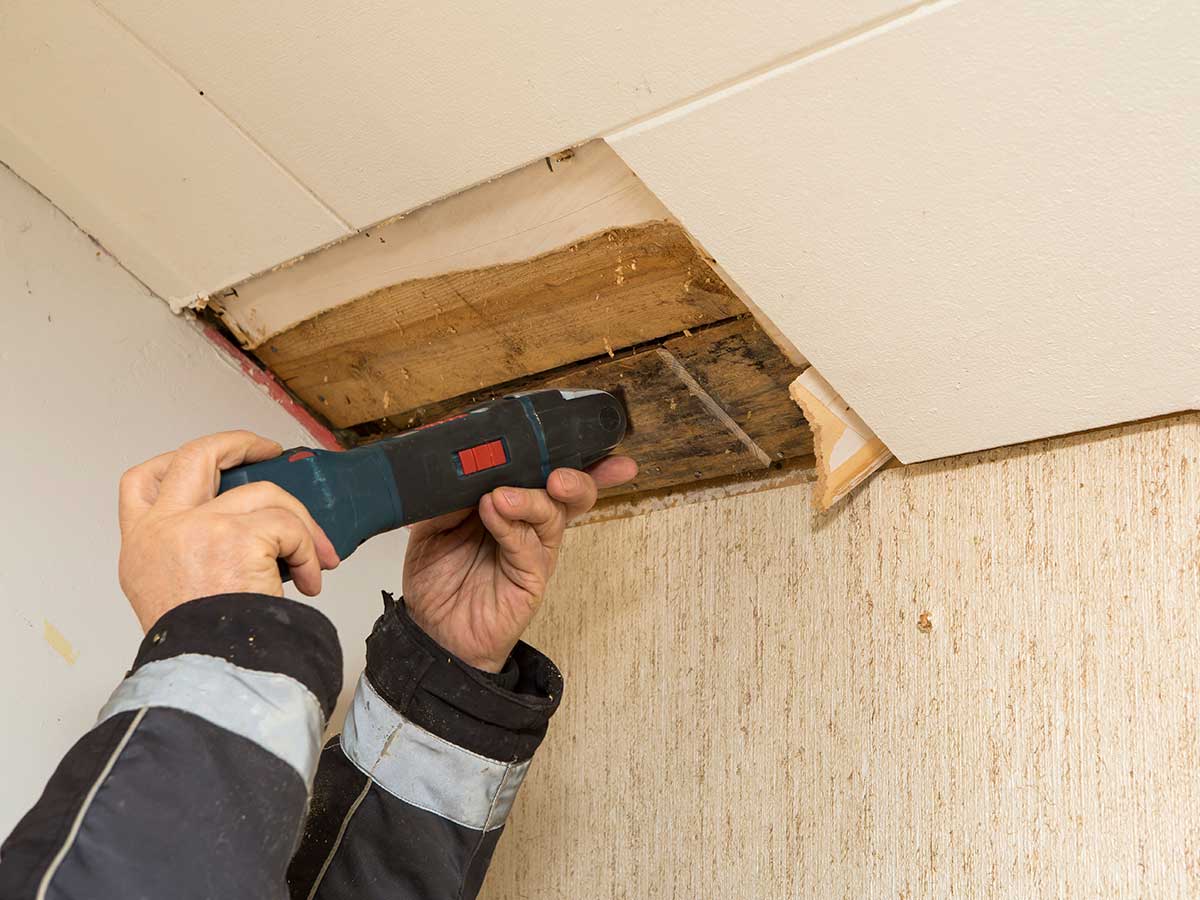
{"left": 0, "top": 166, "right": 405, "bottom": 837}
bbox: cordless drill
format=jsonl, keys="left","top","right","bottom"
{"left": 218, "top": 389, "right": 627, "bottom": 572}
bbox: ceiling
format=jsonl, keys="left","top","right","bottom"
{"left": 2, "top": 0, "right": 1195, "bottom": 464}
{"left": 0, "top": 0, "right": 902, "bottom": 306}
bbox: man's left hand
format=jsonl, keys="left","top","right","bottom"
{"left": 403, "top": 456, "right": 636, "bottom": 672}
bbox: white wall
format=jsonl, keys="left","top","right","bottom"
{"left": 0, "top": 165, "right": 405, "bottom": 837}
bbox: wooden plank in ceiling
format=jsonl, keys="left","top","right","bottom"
{"left": 542, "top": 348, "right": 774, "bottom": 496}
{"left": 365, "top": 346, "right": 778, "bottom": 497}
{"left": 214, "top": 141, "right": 670, "bottom": 348}
{"left": 351, "top": 318, "right": 813, "bottom": 497}
{"left": 0, "top": 0, "right": 349, "bottom": 306}
{"left": 610, "top": 1, "right": 1200, "bottom": 462}
{"left": 664, "top": 319, "right": 811, "bottom": 463}
{"left": 97, "top": 0, "right": 912, "bottom": 228}
{"left": 260, "top": 220, "right": 744, "bottom": 428}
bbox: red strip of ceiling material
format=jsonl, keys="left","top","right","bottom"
{"left": 201, "top": 324, "right": 343, "bottom": 451}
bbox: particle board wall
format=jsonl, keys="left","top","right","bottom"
{"left": 482, "top": 412, "right": 1200, "bottom": 898}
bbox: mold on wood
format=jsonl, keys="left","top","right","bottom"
{"left": 349, "top": 318, "right": 811, "bottom": 498}
{"left": 664, "top": 318, "right": 813, "bottom": 462}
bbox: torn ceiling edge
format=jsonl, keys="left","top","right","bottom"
{"left": 210, "top": 140, "right": 670, "bottom": 348}
{"left": 790, "top": 366, "right": 893, "bottom": 509}
{"left": 200, "top": 135, "right": 818, "bottom": 503}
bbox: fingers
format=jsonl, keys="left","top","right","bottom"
{"left": 479, "top": 455, "right": 640, "bottom": 550}
{"left": 242, "top": 508, "right": 323, "bottom": 597}
{"left": 492, "top": 486, "right": 566, "bottom": 543}
{"left": 546, "top": 468, "right": 598, "bottom": 522}
{"left": 118, "top": 451, "right": 175, "bottom": 534}
{"left": 156, "top": 431, "right": 282, "bottom": 510}
{"left": 543, "top": 456, "right": 638, "bottom": 522}
{"left": 208, "top": 482, "right": 339, "bottom": 570}
{"left": 586, "top": 455, "right": 638, "bottom": 490}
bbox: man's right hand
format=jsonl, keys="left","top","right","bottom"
{"left": 117, "top": 430, "right": 340, "bottom": 632}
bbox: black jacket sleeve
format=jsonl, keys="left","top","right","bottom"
{"left": 287, "top": 592, "right": 562, "bottom": 900}
{"left": 0, "top": 594, "right": 343, "bottom": 900}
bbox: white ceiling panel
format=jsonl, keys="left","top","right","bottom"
{"left": 97, "top": 0, "right": 910, "bottom": 229}
{"left": 0, "top": 0, "right": 350, "bottom": 306}
{"left": 611, "top": 0, "right": 1200, "bottom": 462}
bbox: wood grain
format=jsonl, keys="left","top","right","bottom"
{"left": 261, "top": 220, "right": 744, "bottom": 428}
{"left": 359, "top": 346, "right": 775, "bottom": 496}
{"left": 482, "top": 412, "right": 1200, "bottom": 898}
{"left": 665, "top": 317, "right": 811, "bottom": 461}
{"left": 213, "top": 141, "right": 671, "bottom": 347}
{"left": 539, "top": 349, "right": 770, "bottom": 496}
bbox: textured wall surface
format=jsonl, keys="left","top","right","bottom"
{"left": 484, "top": 413, "right": 1200, "bottom": 898}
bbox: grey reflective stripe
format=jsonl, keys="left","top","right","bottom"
{"left": 341, "top": 674, "right": 530, "bottom": 832}
{"left": 37, "top": 708, "right": 146, "bottom": 900}
{"left": 97, "top": 653, "right": 324, "bottom": 783}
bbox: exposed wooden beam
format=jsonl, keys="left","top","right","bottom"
{"left": 211, "top": 140, "right": 671, "bottom": 347}
{"left": 257, "top": 220, "right": 743, "bottom": 428}
{"left": 210, "top": 140, "right": 813, "bottom": 501}
{"left": 353, "top": 317, "right": 811, "bottom": 497}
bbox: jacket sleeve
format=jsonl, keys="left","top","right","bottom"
{"left": 287, "top": 592, "right": 562, "bottom": 900}
{"left": 0, "top": 594, "right": 342, "bottom": 900}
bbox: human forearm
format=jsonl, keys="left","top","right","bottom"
{"left": 288, "top": 593, "right": 561, "bottom": 900}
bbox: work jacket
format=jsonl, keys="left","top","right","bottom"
{"left": 0, "top": 591, "right": 561, "bottom": 898}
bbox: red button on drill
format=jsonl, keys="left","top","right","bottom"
{"left": 457, "top": 439, "right": 507, "bottom": 475}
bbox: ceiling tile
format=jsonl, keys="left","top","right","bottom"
{"left": 0, "top": 0, "right": 350, "bottom": 305}
{"left": 611, "top": 0, "right": 1200, "bottom": 462}
{"left": 97, "top": 0, "right": 909, "bottom": 228}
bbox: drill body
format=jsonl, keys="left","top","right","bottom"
{"left": 218, "top": 389, "right": 626, "bottom": 564}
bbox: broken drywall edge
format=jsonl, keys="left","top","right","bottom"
{"left": 789, "top": 367, "right": 892, "bottom": 510}
{"left": 196, "top": 320, "right": 342, "bottom": 450}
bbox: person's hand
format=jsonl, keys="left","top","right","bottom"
{"left": 118, "top": 430, "right": 340, "bottom": 632}
{"left": 403, "top": 456, "right": 637, "bottom": 672}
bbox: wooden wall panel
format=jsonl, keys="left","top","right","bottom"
{"left": 482, "top": 413, "right": 1200, "bottom": 898}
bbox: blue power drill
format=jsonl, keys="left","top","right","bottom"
{"left": 218, "top": 389, "right": 627, "bottom": 574}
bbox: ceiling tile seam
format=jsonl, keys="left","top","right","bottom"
{"left": 86, "top": 0, "right": 355, "bottom": 233}
{"left": 604, "top": 0, "right": 959, "bottom": 144}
